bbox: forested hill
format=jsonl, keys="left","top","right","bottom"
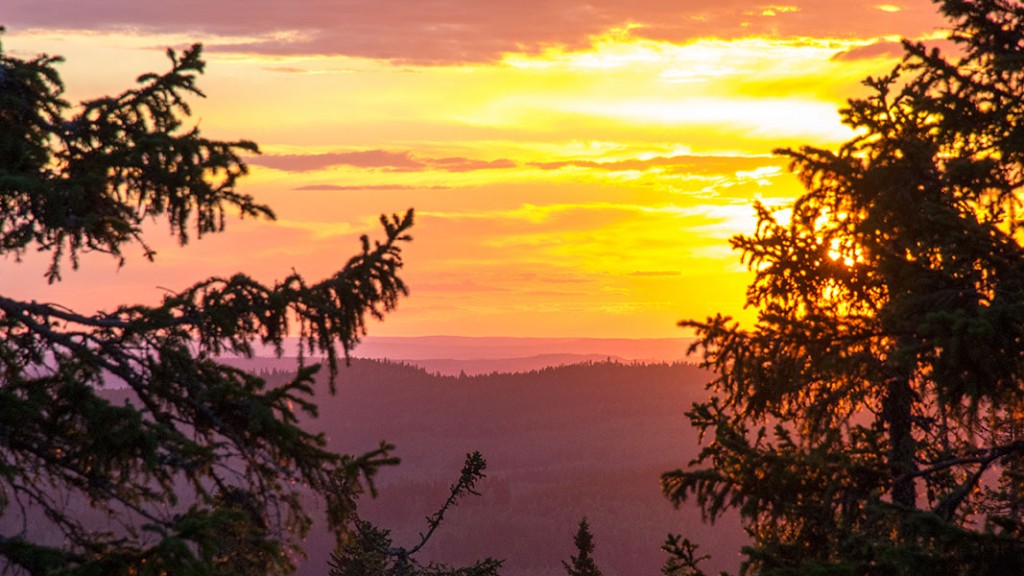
{"left": 245, "top": 358, "right": 745, "bottom": 576}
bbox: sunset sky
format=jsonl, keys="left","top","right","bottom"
{"left": 3, "top": 0, "right": 947, "bottom": 339}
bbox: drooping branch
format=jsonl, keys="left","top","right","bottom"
{"left": 332, "top": 452, "right": 501, "bottom": 576}
{"left": 0, "top": 208, "right": 413, "bottom": 390}
{"left": 407, "top": 451, "right": 488, "bottom": 558}
{"left": 1, "top": 43, "right": 271, "bottom": 283}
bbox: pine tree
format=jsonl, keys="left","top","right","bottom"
{"left": 0, "top": 35, "right": 412, "bottom": 575}
{"left": 562, "top": 518, "right": 603, "bottom": 576}
{"left": 660, "top": 534, "right": 710, "bottom": 576}
{"left": 664, "top": 1, "right": 1024, "bottom": 573}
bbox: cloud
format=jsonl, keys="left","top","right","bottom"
{"left": 432, "top": 157, "right": 518, "bottom": 172}
{"left": 249, "top": 149, "right": 517, "bottom": 173}
{"left": 412, "top": 280, "right": 511, "bottom": 293}
{"left": 423, "top": 201, "right": 705, "bottom": 224}
{"left": 250, "top": 150, "right": 422, "bottom": 172}
{"left": 262, "top": 66, "right": 307, "bottom": 74}
{"left": 7, "top": 0, "right": 943, "bottom": 65}
{"left": 292, "top": 184, "right": 451, "bottom": 191}
{"left": 831, "top": 36, "right": 959, "bottom": 61}
{"left": 530, "top": 154, "right": 784, "bottom": 174}
{"left": 830, "top": 40, "right": 904, "bottom": 61}
{"left": 628, "top": 270, "right": 683, "bottom": 277}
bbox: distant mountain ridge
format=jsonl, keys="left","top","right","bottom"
{"left": 246, "top": 335, "right": 692, "bottom": 362}
{"left": 351, "top": 335, "right": 694, "bottom": 362}
{"left": 239, "top": 335, "right": 695, "bottom": 376}
{"left": 404, "top": 353, "right": 634, "bottom": 376}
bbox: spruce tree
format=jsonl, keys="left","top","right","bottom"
{"left": 0, "top": 35, "right": 412, "bottom": 575}
{"left": 563, "top": 518, "right": 603, "bottom": 576}
{"left": 664, "top": 0, "right": 1024, "bottom": 573}
{"left": 661, "top": 534, "right": 710, "bottom": 576}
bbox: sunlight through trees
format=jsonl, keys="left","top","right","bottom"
{"left": 664, "top": 1, "right": 1024, "bottom": 573}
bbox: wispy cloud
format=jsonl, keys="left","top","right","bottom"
{"left": 529, "top": 154, "right": 784, "bottom": 174}
{"left": 831, "top": 36, "right": 957, "bottom": 61}
{"left": 628, "top": 270, "right": 683, "bottom": 277}
{"left": 292, "top": 184, "right": 451, "bottom": 191}
{"left": 432, "top": 157, "right": 517, "bottom": 172}
{"left": 250, "top": 150, "right": 517, "bottom": 173}
{"left": 830, "top": 39, "right": 904, "bottom": 61}
{"left": 7, "top": 0, "right": 942, "bottom": 64}
{"left": 420, "top": 201, "right": 699, "bottom": 224}
{"left": 250, "top": 150, "right": 422, "bottom": 172}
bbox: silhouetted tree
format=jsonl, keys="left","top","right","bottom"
{"left": 660, "top": 534, "right": 711, "bottom": 576}
{"left": 329, "top": 452, "right": 503, "bottom": 576}
{"left": 0, "top": 35, "right": 413, "bottom": 575}
{"left": 664, "top": 1, "right": 1024, "bottom": 573}
{"left": 562, "top": 518, "right": 603, "bottom": 576}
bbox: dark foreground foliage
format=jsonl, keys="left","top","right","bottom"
{"left": 0, "top": 35, "right": 415, "bottom": 575}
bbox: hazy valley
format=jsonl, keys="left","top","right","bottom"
{"left": 233, "top": 351, "right": 745, "bottom": 576}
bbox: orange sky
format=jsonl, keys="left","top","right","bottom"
{"left": 3, "top": 1, "right": 946, "bottom": 338}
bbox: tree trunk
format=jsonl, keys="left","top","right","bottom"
{"left": 884, "top": 371, "right": 917, "bottom": 511}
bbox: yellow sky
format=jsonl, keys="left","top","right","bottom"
{"left": 2, "top": 1, "right": 945, "bottom": 338}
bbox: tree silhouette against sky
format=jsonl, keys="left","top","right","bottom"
{"left": 563, "top": 518, "right": 603, "bottom": 576}
{"left": 665, "top": 0, "right": 1024, "bottom": 573}
{"left": 0, "top": 38, "right": 413, "bottom": 575}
